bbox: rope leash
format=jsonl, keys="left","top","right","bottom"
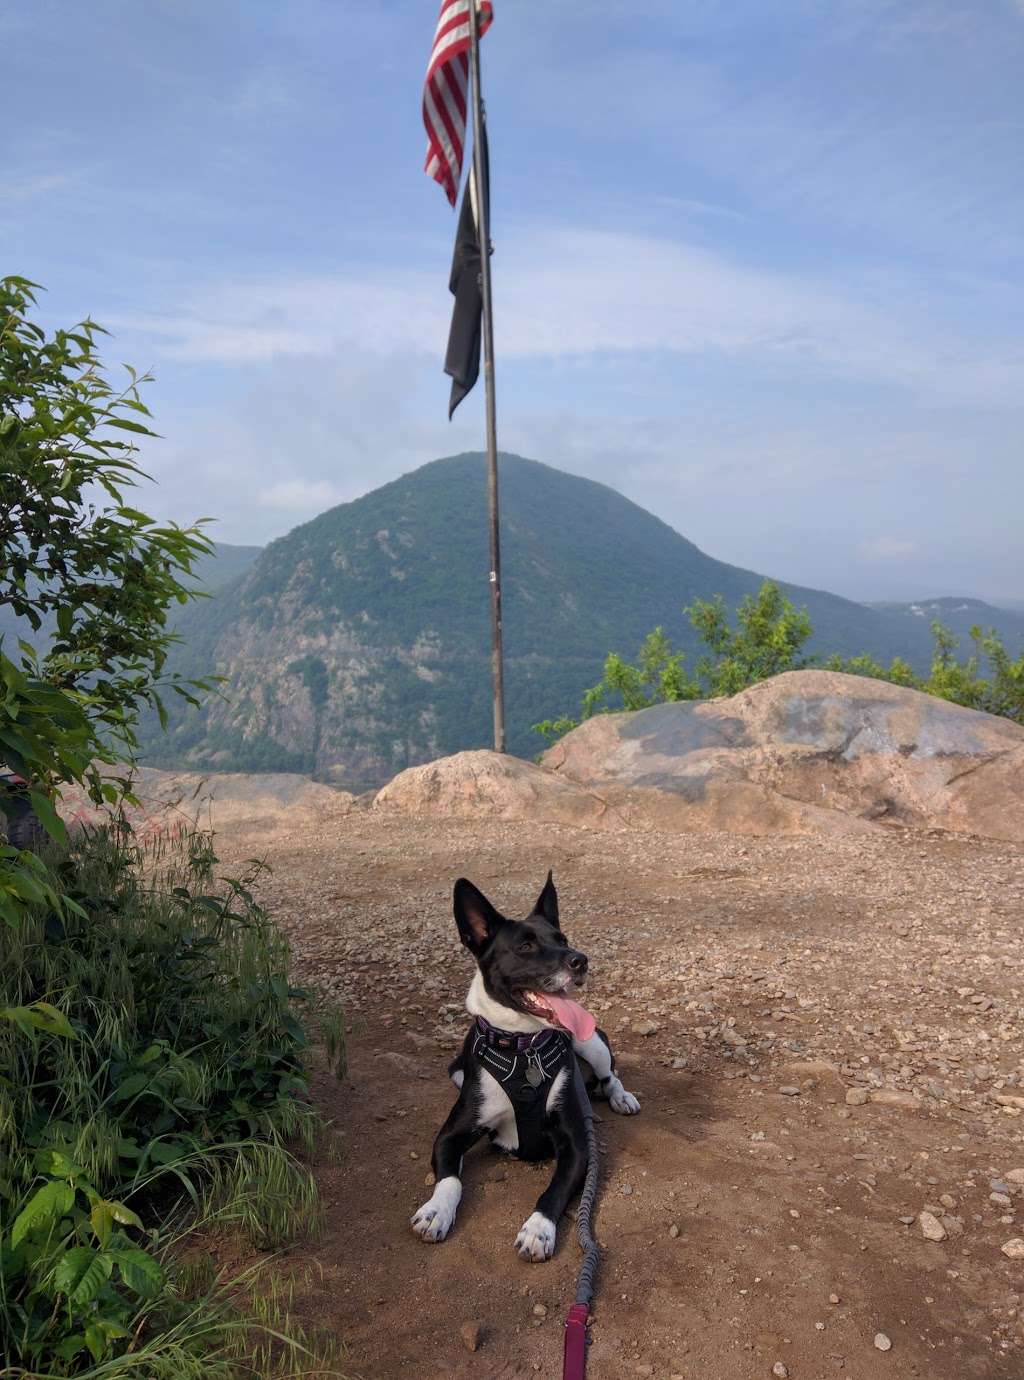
{"left": 563, "top": 1064, "right": 601, "bottom": 1380}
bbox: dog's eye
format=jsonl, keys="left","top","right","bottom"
{"left": 517, "top": 940, "right": 536, "bottom": 954}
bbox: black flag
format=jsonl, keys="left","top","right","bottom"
{"left": 444, "top": 120, "right": 489, "bottom": 419}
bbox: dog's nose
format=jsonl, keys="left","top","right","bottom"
{"left": 568, "top": 951, "right": 588, "bottom": 974}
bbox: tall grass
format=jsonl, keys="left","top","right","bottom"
{"left": 0, "top": 824, "right": 347, "bottom": 1378}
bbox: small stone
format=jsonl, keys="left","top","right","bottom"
{"left": 829, "top": 1293, "right": 840, "bottom": 1304}
{"left": 669, "top": 1223, "right": 681, "bottom": 1238}
{"left": 919, "top": 1210, "right": 946, "bottom": 1242}
{"left": 460, "top": 1321, "right": 481, "bottom": 1353}
{"left": 532, "top": 1303, "right": 548, "bottom": 1318}
{"left": 874, "top": 1332, "right": 892, "bottom": 1351}
{"left": 634, "top": 1367, "right": 654, "bottom": 1377}
{"left": 991, "top": 1179, "right": 1012, "bottom": 1195}
{"left": 991, "top": 1192, "right": 1013, "bottom": 1209}
{"left": 621, "top": 1183, "right": 634, "bottom": 1195}
{"left": 1005, "top": 1169, "right": 1024, "bottom": 1186}
{"left": 870, "top": 1090, "right": 922, "bottom": 1111}
{"left": 633, "top": 1021, "right": 660, "bottom": 1037}
{"left": 779, "top": 1085, "right": 801, "bottom": 1097}
{"left": 939, "top": 1194, "right": 956, "bottom": 1210}
{"left": 424, "top": 1172, "right": 436, "bottom": 1187}
{"left": 1001, "top": 1239, "right": 1024, "bottom": 1260}
{"left": 772, "top": 1364, "right": 789, "bottom": 1378}
{"left": 845, "top": 1087, "right": 870, "bottom": 1106}
{"left": 409, "top": 1150, "right": 419, "bottom": 1160}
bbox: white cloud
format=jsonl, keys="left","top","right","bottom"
{"left": 858, "top": 537, "right": 919, "bottom": 561}
{"left": 112, "top": 227, "right": 1024, "bottom": 410}
{"left": 256, "top": 479, "right": 346, "bottom": 512}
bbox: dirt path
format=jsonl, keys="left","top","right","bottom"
{"left": 214, "top": 809, "right": 1024, "bottom": 1379}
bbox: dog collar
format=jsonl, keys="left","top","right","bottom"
{"left": 474, "top": 1015, "right": 563, "bottom": 1052}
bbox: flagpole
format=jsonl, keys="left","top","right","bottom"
{"left": 467, "top": 0, "right": 506, "bottom": 755}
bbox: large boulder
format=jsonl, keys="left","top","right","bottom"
{"left": 542, "top": 670, "right": 1024, "bottom": 840}
{"left": 372, "top": 749, "right": 622, "bottom": 829}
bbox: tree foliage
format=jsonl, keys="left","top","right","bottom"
{"left": 0, "top": 276, "right": 214, "bottom": 924}
{"left": 825, "top": 621, "right": 1024, "bottom": 723}
{"left": 535, "top": 580, "right": 1024, "bottom": 744}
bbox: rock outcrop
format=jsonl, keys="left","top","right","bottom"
{"left": 542, "top": 670, "right": 1024, "bottom": 840}
{"left": 60, "top": 767, "right": 356, "bottom": 837}
{"left": 372, "top": 749, "right": 621, "bottom": 829}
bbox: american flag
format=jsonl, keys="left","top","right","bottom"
{"left": 422, "top": 0, "right": 493, "bottom": 206}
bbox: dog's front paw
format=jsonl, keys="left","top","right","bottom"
{"left": 411, "top": 1177, "right": 461, "bottom": 1243}
{"left": 515, "top": 1211, "right": 556, "bottom": 1262}
{"left": 606, "top": 1076, "right": 641, "bottom": 1115}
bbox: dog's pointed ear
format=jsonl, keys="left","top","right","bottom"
{"left": 453, "top": 878, "right": 505, "bottom": 954}
{"left": 533, "top": 870, "right": 558, "bottom": 925}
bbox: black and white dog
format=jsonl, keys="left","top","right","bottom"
{"left": 411, "top": 874, "right": 640, "bottom": 1262}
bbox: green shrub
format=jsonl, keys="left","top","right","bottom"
{"left": 0, "top": 826, "right": 345, "bottom": 1377}
{"left": 536, "top": 583, "right": 1024, "bottom": 744}
{"left": 535, "top": 580, "right": 810, "bottom": 742}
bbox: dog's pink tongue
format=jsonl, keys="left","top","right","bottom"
{"left": 535, "top": 992, "right": 596, "bottom": 1040}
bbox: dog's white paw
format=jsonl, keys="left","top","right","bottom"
{"left": 607, "top": 1077, "right": 641, "bottom": 1115}
{"left": 515, "top": 1211, "right": 556, "bottom": 1262}
{"left": 411, "top": 1176, "right": 461, "bottom": 1243}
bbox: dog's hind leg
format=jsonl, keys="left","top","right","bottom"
{"left": 572, "top": 1030, "right": 640, "bottom": 1115}
{"left": 410, "top": 1098, "right": 482, "bottom": 1244}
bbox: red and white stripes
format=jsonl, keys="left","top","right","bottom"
{"left": 422, "top": 0, "right": 493, "bottom": 206}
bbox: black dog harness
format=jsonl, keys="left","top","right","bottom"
{"left": 472, "top": 1016, "right": 574, "bottom": 1162}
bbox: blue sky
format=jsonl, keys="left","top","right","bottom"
{"left": 4, "top": 0, "right": 1022, "bottom": 601}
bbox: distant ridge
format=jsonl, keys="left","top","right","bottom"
{"left": 136, "top": 452, "right": 1005, "bottom": 792}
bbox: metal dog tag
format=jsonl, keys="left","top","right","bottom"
{"left": 525, "top": 1066, "right": 544, "bottom": 1088}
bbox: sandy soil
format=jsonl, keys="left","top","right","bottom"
{"left": 210, "top": 807, "right": 1024, "bottom": 1380}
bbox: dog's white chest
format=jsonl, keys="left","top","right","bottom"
{"left": 476, "top": 1069, "right": 519, "bottom": 1151}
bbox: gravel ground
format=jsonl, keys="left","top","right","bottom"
{"left": 212, "top": 808, "right": 1024, "bottom": 1379}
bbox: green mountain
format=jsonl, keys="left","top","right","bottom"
{"left": 0, "top": 542, "right": 263, "bottom": 657}
{"left": 138, "top": 453, "right": 976, "bottom": 791}
{"left": 868, "top": 597, "right": 1024, "bottom": 648}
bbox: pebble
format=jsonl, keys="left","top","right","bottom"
{"left": 874, "top": 1332, "right": 892, "bottom": 1351}
{"left": 772, "top": 1364, "right": 789, "bottom": 1378}
{"left": 870, "top": 1090, "right": 923, "bottom": 1111}
{"left": 779, "top": 1085, "right": 801, "bottom": 1097}
{"left": 1001, "top": 1239, "right": 1024, "bottom": 1260}
{"left": 621, "top": 1184, "right": 634, "bottom": 1195}
{"left": 1005, "top": 1169, "right": 1024, "bottom": 1187}
{"left": 633, "top": 1021, "right": 660, "bottom": 1037}
{"left": 991, "top": 1192, "right": 1013, "bottom": 1209}
{"left": 409, "top": 1150, "right": 419, "bottom": 1160}
{"left": 532, "top": 1303, "right": 548, "bottom": 1318}
{"left": 460, "top": 1321, "right": 481, "bottom": 1353}
{"left": 919, "top": 1210, "right": 947, "bottom": 1242}
{"left": 634, "top": 1367, "right": 654, "bottom": 1377}
{"left": 829, "top": 1293, "right": 840, "bottom": 1304}
{"left": 845, "top": 1087, "right": 870, "bottom": 1106}
{"left": 669, "top": 1223, "right": 681, "bottom": 1238}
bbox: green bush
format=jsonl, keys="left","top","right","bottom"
{"left": 0, "top": 275, "right": 214, "bottom": 927}
{"left": 535, "top": 580, "right": 811, "bottom": 741}
{"left": 536, "top": 581, "right": 1024, "bottom": 744}
{"left": 0, "top": 826, "right": 345, "bottom": 1377}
